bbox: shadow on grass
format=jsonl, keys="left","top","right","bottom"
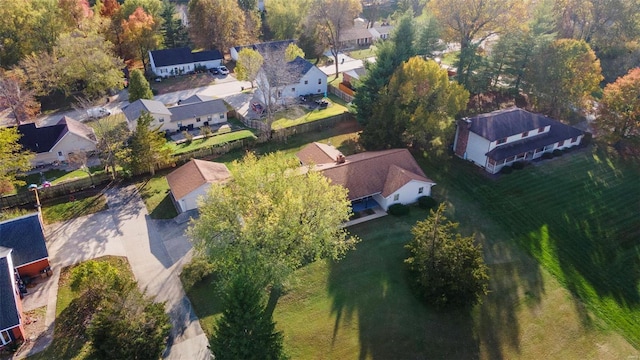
{"left": 150, "top": 194, "right": 178, "bottom": 219}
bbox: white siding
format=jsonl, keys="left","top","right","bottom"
{"left": 129, "top": 112, "right": 170, "bottom": 131}
{"left": 464, "top": 132, "right": 491, "bottom": 167}
{"left": 374, "top": 180, "right": 435, "bottom": 211}
{"left": 168, "top": 112, "right": 227, "bottom": 132}
{"left": 230, "top": 47, "right": 240, "bottom": 61}
{"left": 154, "top": 63, "right": 195, "bottom": 77}
{"left": 177, "top": 183, "right": 211, "bottom": 213}
{"left": 195, "top": 59, "right": 221, "bottom": 70}
{"left": 32, "top": 134, "right": 97, "bottom": 166}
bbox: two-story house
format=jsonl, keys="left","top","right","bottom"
{"left": 256, "top": 57, "right": 327, "bottom": 105}
{"left": 453, "top": 107, "right": 584, "bottom": 174}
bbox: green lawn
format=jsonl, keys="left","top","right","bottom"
{"left": 168, "top": 130, "right": 256, "bottom": 155}
{"left": 417, "top": 146, "right": 640, "bottom": 350}
{"left": 185, "top": 140, "right": 639, "bottom": 358}
{"left": 347, "top": 46, "right": 377, "bottom": 60}
{"left": 29, "top": 256, "right": 134, "bottom": 360}
{"left": 137, "top": 171, "right": 177, "bottom": 219}
{"left": 41, "top": 191, "right": 108, "bottom": 224}
{"left": 271, "top": 99, "right": 348, "bottom": 130}
{"left": 16, "top": 167, "right": 104, "bottom": 193}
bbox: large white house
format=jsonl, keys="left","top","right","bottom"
{"left": 453, "top": 107, "right": 584, "bottom": 174}
{"left": 122, "top": 95, "right": 228, "bottom": 132}
{"left": 166, "top": 159, "right": 231, "bottom": 213}
{"left": 297, "top": 143, "right": 435, "bottom": 211}
{"left": 256, "top": 57, "right": 327, "bottom": 105}
{"left": 17, "top": 117, "right": 97, "bottom": 166}
{"left": 149, "top": 47, "right": 222, "bottom": 77}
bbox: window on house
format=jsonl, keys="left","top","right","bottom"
{"left": 393, "top": 194, "right": 399, "bottom": 201}
{"left": 0, "top": 330, "right": 11, "bottom": 345}
{"left": 558, "top": 140, "right": 565, "bottom": 147}
{"left": 538, "top": 127, "right": 544, "bottom": 133}
{"left": 159, "top": 118, "right": 164, "bottom": 122}
{"left": 207, "top": 116, "right": 212, "bottom": 121}
{"left": 292, "top": 87, "right": 295, "bottom": 92}
{"left": 522, "top": 131, "right": 529, "bottom": 137}
{"left": 571, "top": 136, "right": 578, "bottom": 143}
{"left": 304, "top": 80, "right": 308, "bottom": 85}
{"left": 318, "top": 78, "right": 322, "bottom": 84}
{"left": 497, "top": 138, "right": 507, "bottom": 145}
{"left": 418, "top": 187, "right": 424, "bottom": 194}
{"left": 317, "top": 89, "right": 322, "bottom": 93}
{"left": 57, "top": 151, "right": 63, "bottom": 156}
{"left": 219, "top": 114, "right": 225, "bottom": 119}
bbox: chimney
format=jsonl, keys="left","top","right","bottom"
{"left": 336, "top": 154, "right": 346, "bottom": 164}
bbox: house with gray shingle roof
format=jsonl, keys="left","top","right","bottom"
{"left": 149, "top": 47, "right": 223, "bottom": 77}
{"left": 297, "top": 143, "right": 435, "bottom": 211}
{"left": 17, "top": 116, "right": 97, "bottom": 166}
{"left": 0, "top": 212, "right": 51, "bottom": 349}
{"left": 256, "top": 56, "right": 327, "bottom": 105}
{"left": 453, "top": 107, "right": 584, "bottom": 174}
{"left": 122, "top": 96, "right": 227, "bottom": 133}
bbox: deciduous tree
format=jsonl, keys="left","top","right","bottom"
{"left": 92, "top": 113, "right": 130, "bottom": 179}
{"left": 265, "top": 0, "right": 308, "bottom": 40}
{"left": 360, "top": 57, "right": 469, "bottom": 152}
{"left": 307, "top": 0, "right": 362, "bottom": 78}
{"left": 122, "top": 7, "right": 162, "bottom": 71}
{"left": 128, "top": 112, "right": 172, "bottom": 175}
{"left": 235, "top": 48, "right": 263, "bottom": 88}
{"left": 524, "top": 39, "right": 602, "bottom": 117}
{"left": 0, "top": 127, "right": 33, "bottom": 194}
{"left": 428, "top": 0, "right": 525, "bottom": 89}
{"left": 188, "top": 152, "right": 357, "bottom": 288}
{"left": 405, "top": 204, "right": 489, "bottom": 308}
{"left": 595, "top": 68, "right": 640, "bottom": 143}
{"left": 284, "top": 43, "right": 305, "bottom": 62}
{"left": 128, "top": 69, "right": 154, "bottom": 102}
{"left": 0, "top": 70, "right": 41, "bottom": 125}
{"left": 188, "top": 0, "right": 251, "bottom": 51}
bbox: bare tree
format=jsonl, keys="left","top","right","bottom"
{"left": 91, "top": 113, "right": 131, "bottom": 179}
{"left": 68, "top": 151, "right": 95, "bottom": 186}
{"left": 307, "top": 0, "right": 362, "bottom": 78}
{"left": 255, "top": 45, "right": 303, "bottom": 132}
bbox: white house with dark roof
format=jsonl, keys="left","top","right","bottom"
{"left": 122, "top": 96, "right": 227, "bottom": 132}
{"left": 453, "top": 107, "right": 584, "bottom": 174}
{"left": 149, "top": 47, "right": 223, "bottom": 77}
{"left": 17, "top": 117, "right": 97, "bottom": 166}
{"left": 256, "top": 56, "right": 327, "bottom": 105}
{"left": 297, "top": 143, "right": 435, "bottom": 211}
{"left": 229, "top": 39, "right": 296, "bottom": 61}
{"left": 166, "top": 159, "right": 231, "bottom": 213}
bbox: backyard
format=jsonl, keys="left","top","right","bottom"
{"left": 184, "top": 139, "right": 640, "bottom": 358}
{"left": 270, "top": 94, "right": 349, "bottom": 130}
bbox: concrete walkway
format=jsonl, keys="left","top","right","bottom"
{"left": 17, "top": 184, "right": 210, "bottom": 359}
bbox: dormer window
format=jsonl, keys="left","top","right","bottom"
{"left": 497, "top": 138, "right": 507, "bottom": 145}
{"left": 538, "top": 127, "right": 544, "bottom": 133}
{"left": 522, "top": 131, "right": 529, "bottom": 137}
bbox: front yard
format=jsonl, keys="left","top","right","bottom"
{"left": 151, "top": 73, "right": 216, "bottom": 95}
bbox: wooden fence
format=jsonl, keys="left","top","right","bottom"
{"left": 328, "top": 85, "right": 354, "bottom": 103}
{"left": 0, "top": 172, "right": 113, "bottom": 209}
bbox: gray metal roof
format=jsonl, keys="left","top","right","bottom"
{"left": 0, "top": 213, "right": 49, "bottom": 267}
{"left": 169, "top": 99, "right": 227, "bottom": 122}
{"left": 122, "top": 99, "right": 171, "bottom": 123}
{"left": 0, "top": 255, "right": 20, "bottom": 331}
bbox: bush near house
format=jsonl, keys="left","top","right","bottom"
{"left": 418, "top": 196, "right": 438, "bottom": 210}
{"left": 388, "top": 203, "right": 410, "bottom": 216}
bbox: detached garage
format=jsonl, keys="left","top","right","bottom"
{"left": 166, "top": 159, "right": 231, "bottom": 213}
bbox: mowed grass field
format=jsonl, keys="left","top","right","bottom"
{"left": 186, "top": 135, "right": 640, "bottom": 358}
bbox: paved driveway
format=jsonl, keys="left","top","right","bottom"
{"left": 31, "top": 185, "right": 211, "bottom": 359}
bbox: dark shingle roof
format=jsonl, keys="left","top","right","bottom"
{"left": 287, "top": 57, "right": 315, "bottom": 82}
{"left": 467, "top": 107, "right": 563, "bottom": 141}
{"left": 0, "top": 213, "right": 49, "bottom": 267}
{"left": 122, "top": 99, "right": 171, "bottom": 123}
{"left": 486, "top": 122, "right": 583, "bottom": 160}
{"left": 192, "top": 49, "right": 222, "bottom": 62}
{"left": 169, "top": 99, "right": 227, "bottom": 122}
{"left": 17, "top": 123, "right": 67, "bottom": 153}
{"left": 150, "top": 47, "right": 194, "bottom": 67}
{"left": 234, "top": 40, "right": 295, "bottom": 55}
{"left": 0, "top": 254, "right": 20, "bottom": 331}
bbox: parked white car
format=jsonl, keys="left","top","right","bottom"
{"left": 87, "top": 107, "right": 111, "bottom": 119}
{"left": 217, "top": 66, "right": 229, "bottom": 75}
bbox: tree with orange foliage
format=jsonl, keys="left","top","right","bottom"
{"left": 122, "top": 7, "right": 162, "bottom": 71}
{"left": 100, "top": 0, "right": 121, "bottom": 17}
{"left": 595, "top": 68, "right": 640, "bottom": 144}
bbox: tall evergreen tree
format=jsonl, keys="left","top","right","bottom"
{"left": 405, "top": 204, "right": 489, "bottom": 308}
{"left": 160, "top": 0, "right": 190, "bottom": 49}
{"left": 128, "top": 112, "right": 172, "bottom": 175}
{"left": 128, "top": 69, "right": 154, "bottom": 102}
{"left": 211, "top": 269, "right": 286, "bottom": 360}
